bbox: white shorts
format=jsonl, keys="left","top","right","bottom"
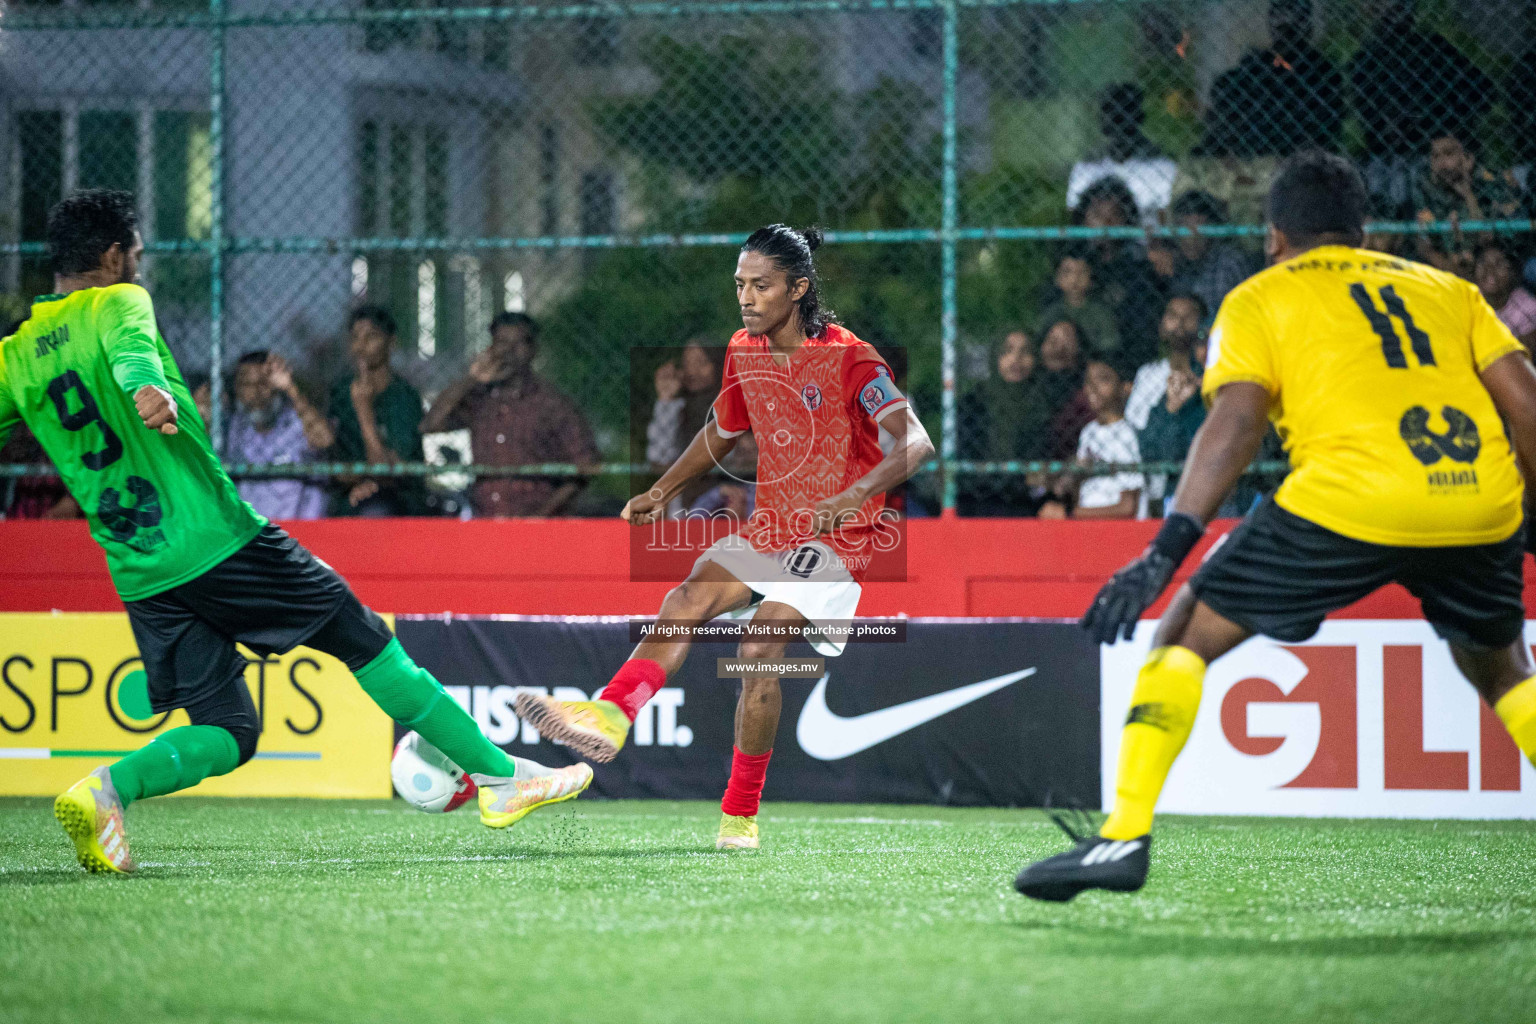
{"left": 694, "top": 534, "right": 862, "bottom": 657}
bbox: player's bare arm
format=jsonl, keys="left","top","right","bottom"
{"left": 1479, "top": 351, "right": 1536, "bottom": 484}
{"left": 622, "top": 420, "right": 741, "bottom": 525}
{"left": 1163, "top": 382, "right": 1271, "bottom": 523}
{"left": 812, "top": 407, "right": 933, "bottom": 535}
{"left": 1080, "top": 381, "right": 1269, "bottom": 643}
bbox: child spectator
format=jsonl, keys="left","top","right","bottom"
{"left": 1475, "top": 244, "right": 1536, "bottom": 351}
{"left": 1072, "top": 357, "right": 1143, "bottom": 520}
{"left": 1035, "top": 250, "right": 1121, "bottom": 359}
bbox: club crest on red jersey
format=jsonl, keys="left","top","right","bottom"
{"left": 801, "top": 382, "right": 823, "bottom": 410}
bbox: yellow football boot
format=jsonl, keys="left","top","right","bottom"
{"left": 716, "top": 813, "right": 759, "bottom": 851}
{"left": 513, "top": 694, "right": 630, "bottom": 763}
{"left": 475, "top": 763, "right": 594, "bottom": 828}
{"left": 54, "top": 767, "right": 137, "bottom": 874}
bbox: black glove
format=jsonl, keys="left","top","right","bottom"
{"left": 1080, "top": 513, "right": 1205, "bottom": 645}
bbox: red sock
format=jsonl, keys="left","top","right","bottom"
{"left": 721, "top": 747, "right": 773, "bottom": 818}
{"left": 599, "top": 658, "right": 667, "bottom": 721}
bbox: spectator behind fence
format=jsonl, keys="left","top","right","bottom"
{"left": 645, "top": 340, "right": 721, "bottom": 514}
{"left": 1035, "top": 250, "right": 1121, "bottom": 359}
{"left": 328, "top": 306, "right": 426, "bottom": 516}
{"left": 957, "top": 329, "right": 1054, "bottom": 516}
{"left": 223, "top": 350, "right": 333, "bottom": 520}
{"left": 1126, "top": 292, "right": 1207, "bottom": 431}
{"left": 1409, "top": 132, "right": 1523, "bottom": 277}
{"left": 185, "top": 370, "right": 213, "bottom": 428}
{"left": 0, "top": 422, "right": 78, "bottom": 519}
{"left": 1167, "top": 191, "right": 1257, "bottom": 326}
{"left": 1348, "top": 0, "right": 1494, "bottom": 215}
{"left": 1508, "top": 43, "right": 1536, "bottom": 199}
{"left": 1138, "top": 364, "right": 1204, "bottom": 516}
{"left": 421, "top": 312, "right": 599, "bottom": 518}
{"left": 1132, "top": 295, "right": 1208, "bottom": 516}
{"left": 1066, "top": 83, "right": 1177, "bottom": 226}
{"left": 1073, "top": 177, "right": 1166, "bottom": 348}
{"left": 1072, "top": 357, "right": 1142, "bottom": 520}
{"left": 1476, "top": 244, "right": 1536, "bottom": 351}
{"left": 1038, "top": 318, "right": 1094, "bottom": 460}
{"left": 1198, "top": 0, "right": 1341, "bottom": 159}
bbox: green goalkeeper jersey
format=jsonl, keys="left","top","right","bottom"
{"left": 0, "top": 285, "right": 264, "bottom": 601}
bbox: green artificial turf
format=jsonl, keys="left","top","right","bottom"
{"left": 1, "top": 797, "right": 1533, "bottom": 1024}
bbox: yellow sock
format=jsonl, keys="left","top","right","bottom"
{"left": 1100, "top": 645, "right": 1206, "bottom": 841}
{"left": 1494, "top": 674, "right": 1536, "bottom": 765}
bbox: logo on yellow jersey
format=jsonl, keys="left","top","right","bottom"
{"left": 1399, "top": 405, "right": 1480, "bottom": 494}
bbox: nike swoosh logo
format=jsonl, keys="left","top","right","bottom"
{"left": 795, "top": 668, "right": 1036, "bottom": 761}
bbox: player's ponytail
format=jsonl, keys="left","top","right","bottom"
{"left": 742, "top": 223, "right": 835, "bottom": 338}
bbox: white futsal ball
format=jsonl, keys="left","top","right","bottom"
{"left": 391, "top": 731, "right": 478, "bottom": 812}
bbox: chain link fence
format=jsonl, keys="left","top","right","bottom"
{"left": 2, "top": 0, "right": 1533, "bottom": 520}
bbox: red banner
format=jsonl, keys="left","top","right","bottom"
{"left": 4, "top": 517, "right": 1533, "bottom": 619}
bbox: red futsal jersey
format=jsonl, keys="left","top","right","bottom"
{"left": 712, "top": 324, "right": 908, "bottom": 580}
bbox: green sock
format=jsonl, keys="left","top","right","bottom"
{"left": 108, "top": 725, "right": 241, "bottom": 806}
{"left": 354, "top": 638, "right": 520, "bottom": 778}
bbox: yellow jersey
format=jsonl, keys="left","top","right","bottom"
{"left": 1203, "top": 245, "right": 1526, "bottom": 547}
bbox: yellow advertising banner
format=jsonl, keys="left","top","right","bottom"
{"left": 0, "top": 612, "right": 392, "bottom": 798}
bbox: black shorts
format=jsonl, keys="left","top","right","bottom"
{"left": 1190, "top": 497, "right": 1526, "bottom": 649}
{"left": 125, "top": 524, "right": 389, "bottom": 722}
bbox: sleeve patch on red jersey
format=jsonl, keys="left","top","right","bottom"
{"left": 858, "top": 372, "right": 904, "bottom": 417}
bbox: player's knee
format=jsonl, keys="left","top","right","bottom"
{"left": 224, "top": 714, "right": 260, "bottom": 767}
{"left": 1152, "top": 585, "right": 1198, "bottom": 648}
{"left": 308, "top": 597, "right": 395, "bottom": 673}
{"left": 664, "top": 581, "right": 711, "bottom": 621}
{"left": 737, "top": 638, "right": 787, "bottom": 663}
{"left": 1450, "top": 637, "right": 1531, "bottom": 705}
{"left": 185, "top": 675, "right": 261, "bottom": 767}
